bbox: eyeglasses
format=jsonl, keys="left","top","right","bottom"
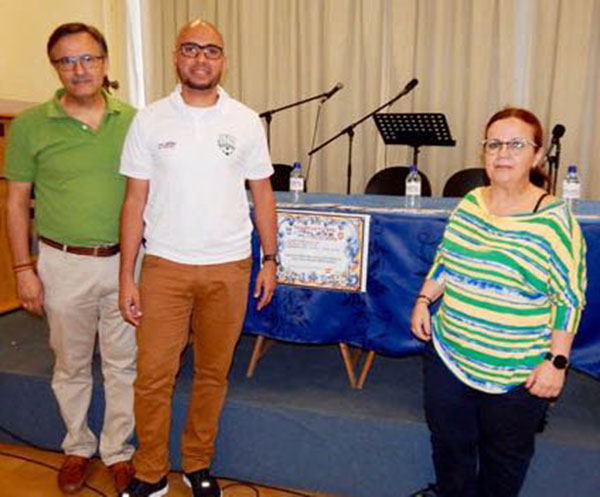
{"left": 481, "top": 138, "right": 538, "bottom": 154}
{"left": 178, "top": 43, "right": 224, "bottom": 60}
{"left": 51, "top": 54, "right": 105, "bottom": 72}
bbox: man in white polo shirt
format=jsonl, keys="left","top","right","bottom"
{"left": 118, "top": 20, "right": 277, "bottom": 497}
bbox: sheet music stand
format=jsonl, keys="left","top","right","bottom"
{"left": 373, "top": 113, "right": 456, "bottom": 166}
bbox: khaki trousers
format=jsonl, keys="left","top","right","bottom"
{"left": 133, "top": 255, "right": 251, "bottom": 482}
{"left": 37, "top": 242, "right": 136, "bottom": 465}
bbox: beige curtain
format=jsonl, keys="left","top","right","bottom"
{"left": 137, "top": 0, "right": 600, "bottom": 198}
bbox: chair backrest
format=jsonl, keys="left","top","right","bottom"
{"left": 530, "top": 167, "right": 548, "bottom": 190}
{"left": 270, "top": 163, "right": 293, "bottom": 192}
{"left": 364, "top": 166, "right": 432, "bottom": 196}
{"left": 442, "top": 167, "right": 490, "bottom": 197}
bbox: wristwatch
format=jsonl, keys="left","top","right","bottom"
{"left": 262, "top": 253, "right": 280, "bottom": 265}
{"left": 544, "top": 352, "right": 569, "bottom": 370}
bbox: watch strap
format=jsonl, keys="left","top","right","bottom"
{"left": 544, "top": 351, "right": 569, "bottom": 370}
{"left": 262, "top": 253, "right": 279, "bottom": 265}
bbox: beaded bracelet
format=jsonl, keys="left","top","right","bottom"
{"left": 415, "top": 294, "right": 433, "bottom": 307}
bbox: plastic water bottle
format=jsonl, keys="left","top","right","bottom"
{"left": 562, "top": 163, "right": 581, "bottom": 210}
{"left": 290, "top": 161, "right": 304, "bottom": 203}
{"left": 405, "top": 164, "right": 421, "bottom": 209}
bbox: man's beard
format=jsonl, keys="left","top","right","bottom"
{"left": 177, "top": 67, "right": 220, "bottom": 91}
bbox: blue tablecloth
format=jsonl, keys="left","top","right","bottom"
{"left": 244, "top": 193, "right": 600, "bottom": 379}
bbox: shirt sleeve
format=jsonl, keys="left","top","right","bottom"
{"left": 427, "top": 248, "right": 446, "bottom": 284}
{"left": 243, "top": 113, "right": 274, "bottom": 180}
{"left": 4, "top": 116, "right": 37, "bottom": 182}
{"left": 547, "top": 208, "right": 587, "bottom": 334}
{"left": 119, "top": 111, "right": 153, "bottom": 180}
{"left": 426, "top": 204, "right": 465, "bottom": 284}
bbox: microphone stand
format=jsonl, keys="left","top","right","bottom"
{"left": 309, "top": 85, "right": 416, "bottom": 195}
{"left": 304, "top": 99, "right": 326, "bottom": 185}
{"left": 546, "top": 139, "right": 562, "bottom": 195}
{"left": 260, "top": 89, "right": 338, "bottom": 149}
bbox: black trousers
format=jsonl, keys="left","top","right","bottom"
{"left": 423, "top": 343, "right": 548, "bottom": 497}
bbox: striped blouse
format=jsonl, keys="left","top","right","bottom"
{"left": 428, "top": 188, "right": 587, "bottom": 393}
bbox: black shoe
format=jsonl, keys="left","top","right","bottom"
{"left": 119, "top": 476, "right": 169, "bottom": 497}
{"left": 183, "top": 468, "right": 222, "bottom": 497}
{"left": 409, "top": 483, "right": 440, "bottom": 497}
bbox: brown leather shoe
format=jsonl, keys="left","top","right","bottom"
{"left": 58, "top": 455, "right": 90, "bottom": 494}
{"left": 108, "top": 460, "right": 135, "bottom": 493}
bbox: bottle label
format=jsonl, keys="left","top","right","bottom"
{"left": 563, "top": 182, "right": 581, "bottom": 200}
{"left": 290, "top": 177, "right": 304, "bottom": 192}
{"left": 406, "top": 182, "right": 421, "bottom": 197}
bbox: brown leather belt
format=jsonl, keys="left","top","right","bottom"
{"left": 40, "top": 236, "right": 120, "bottom": 257}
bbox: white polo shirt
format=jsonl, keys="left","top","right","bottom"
{"left": 120, "top": 86, "right": 273, "bottom": 264}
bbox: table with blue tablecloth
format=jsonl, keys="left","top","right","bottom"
{"left": 244, "top": 193, "right": 600, "bottom": 381}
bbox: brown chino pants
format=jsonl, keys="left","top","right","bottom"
{"left": 133, "top": 254, "right": 251, "bottom": 482}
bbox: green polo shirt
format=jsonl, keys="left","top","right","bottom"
{"left": 5, "top": 89, "right": 136, "bottom": 246}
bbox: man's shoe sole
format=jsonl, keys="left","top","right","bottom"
{"left": 150, "top": 487, "right": 169, "bottom": 497}
{"left": 120, "top": 484, "right": 169, "bottom": 497}
{"left": 182, "top": 475, "right": 223, "bottom": 497}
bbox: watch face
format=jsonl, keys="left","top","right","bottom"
{"left": 553, "top": 355, "right": 568, "bottom": 369}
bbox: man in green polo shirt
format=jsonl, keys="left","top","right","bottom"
{"left": 5, "top": 23, "right": 136, "bottom": 494}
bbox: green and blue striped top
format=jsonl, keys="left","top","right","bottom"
{"left": 428, "top": 188, "right": 587, "bottom": 393}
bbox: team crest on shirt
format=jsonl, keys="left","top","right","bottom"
{"left": 218, "top": 134, "right": 236, "bottom": 156}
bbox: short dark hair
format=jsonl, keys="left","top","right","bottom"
{"left": 47, "top": 22, "right": 108, "bottom": 58}
{"left": 46, "top": 23, "right": 120, "bottom": 93}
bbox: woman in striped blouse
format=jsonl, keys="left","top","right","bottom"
{"left": 410, "top": 108, "right": 587, "bottom": 497}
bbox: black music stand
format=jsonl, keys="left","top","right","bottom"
{"left": 373, "top": 113, "right": 456, "bottom": 167}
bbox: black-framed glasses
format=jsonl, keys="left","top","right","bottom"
{"left": 178, "top": 43, "right": 224, "bottom": 60}
{"left": 481, "top": 138, "right": 538, "bottom": 154}
{"left": 51, "top": 54, "right": 105, "bottom": 72}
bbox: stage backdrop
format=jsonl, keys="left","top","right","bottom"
{"left": 133, "top": 0, "right": 600, "bottom": 198}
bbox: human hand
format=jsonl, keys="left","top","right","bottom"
{"left": 119, "top": 277, "right": 142, "bottom": 326}
{"left": 254, "top": 262, "right": 277, "bottom": 310}
{"left": 411, "top": 300, "right": 431, "bottom": 341}
{"left": 16, "top": 270, "right": 44, "bottom": 316}
{"left": 525, "top": 360, "right": 566, "bottom": 399}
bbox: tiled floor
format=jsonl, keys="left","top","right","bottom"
{"left": 0, "top": 443, "right": 337, "bottom": 497}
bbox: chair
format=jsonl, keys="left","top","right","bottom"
{"left": 364, "top": 166, "right": 432, "bottom": 196}
{"left": 530, "top": 167, "right": 549, "bottom": 190}
{"left": 442, "top": 167, "right": 489, "bottom": 197}
{"left": 270, "top": 163, "right": 293, "bottom": 192}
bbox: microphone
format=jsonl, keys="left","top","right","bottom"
{"left": 322, "top": 82, "right": 344, "bottom": 100}
{"left": 551, "top": 124, "right": 565, "bottom": 143}
{"left": 546, "top": 124, "right": 566, "bottom": 195}
{"left": 393, "top": 78, "right": 419, "bottom": 99}
{"left": 403, "top": 78, "right": 419, "bottom": 93}
{"left": 546, "top": 123, "right": 566, "bottom": 158}
{"left": 384, "top": 78, "right": 419, "bottom": 114}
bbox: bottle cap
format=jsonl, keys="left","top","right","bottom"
{"left": 293, "top": 161, "right": 301, "bottom": 169}
{"left": 410, "top": 164, "right": 418, "bottom": 173}
{"left": 568, "top": 163, "right": 577, "bottom": 173}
